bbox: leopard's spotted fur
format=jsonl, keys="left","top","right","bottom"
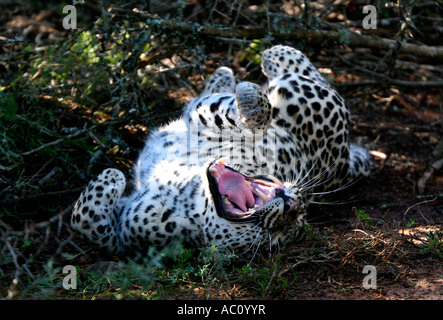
{"left": 71, "top": 45, "right": 372, "bottom": 262}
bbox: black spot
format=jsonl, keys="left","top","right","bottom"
{"left": 288, "top": 80, "right": 300, "bottom": 93}
{"left": 305, "top": 91, "right": 315, "bottom": 99}
{"left": 272, "top": 107, "right": 280, "bottom": 118}
{"left": 276, "top": 119, "right": 290, "bottom": 128}
{"left": 210, "top": 101, "right": 221, "bottom": 113}
{"left": 199, "top": 114, "right": 208, "bottom": 126}
{"left": 332, "top": 93, "right": 343, "bottom": 107}
{"left": 330, "top": 112, "right": 339, "bottom": 127}
{"left": 165, "top": 221, "right": 177, "bottom": 233}
{"left": 323, "top": 107, "right": 331, "bottom": 118}
{"left": 307, "top": 122, "right": 313, "bottom": 135}
{"left": 278, "top": 148, "right": 290, "bottom": 164}
{"left": 313, "top": 114, "right": 323, "bottom": 124}
{"left": 337, "top": 120, "right": 344, "bottom": 131}
{"left": 97, "top": 225, "right": 105, "bottom": 234}
{"left": 312, "top": 102, "right": 321, "bottom": 112}
{"left": 226, "top": 115, "right": 236, "bottom": 126}
{"left": 214, "top": 114, "right": 223, "bottom": 129}
{"left": 278, "top": 87, "right": 293, "bottom": 100}
{"left": 287, "top": 104, "right": 299, "bottom": 116}
{"left": 281, "top": 73, "right": 291, "bottom": 80}
{"left": 298, "top": 97, "right": 307, "bottom": 105}
{"left": 161, "top": 208, "right": 174, "bottom": 223}
{"left": 335, "top": 134, "right": 344, "bottom": 144}
{"left": 134, "top": 202, "right": 142, "bottom": 213}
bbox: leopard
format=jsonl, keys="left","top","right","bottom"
{"left": 70, "top": 45, "right": 372, "bottom": 263}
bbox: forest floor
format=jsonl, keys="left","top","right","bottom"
{"left": 0, "top": 1, "right": 442, "bottom": 300}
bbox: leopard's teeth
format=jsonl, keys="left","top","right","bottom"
{"left": 209, "top": 166, "right": 217, "bottom": 173}
{"left": 268, "top": 174, "right": 283, "bottom": 186}
{"left": 255, "top": 188, "right": 268, "bottom": 203}
{"left": 222, "top": 195, "right": 232, "bottom": 206}
{"left": 245, "top": 180, "right": 251, "bottom": 187}
{"left": 218, "top": 157, "right": 228, "bottom": 165}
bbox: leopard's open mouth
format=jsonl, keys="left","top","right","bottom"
{"left": 207, "top": 158, "right": 288, "bottom": 222}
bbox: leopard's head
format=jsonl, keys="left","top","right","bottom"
{"left": 206, "top": 158, "right": 307, "bottom": 253}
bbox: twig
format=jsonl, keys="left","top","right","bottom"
{"left": 20, "top": 127, "right": 95, "bottom": 157}
{"left": 109, "top": 7, "right": 443, "bottom": 61}
{"left": 0, "top": 187, "right": 84, "bottom": 207}
{"left": 403, "top": 197, "right": 437, "bottom": 218}
{"left": 334, "top": 80, "right": 443, "bottom": 89}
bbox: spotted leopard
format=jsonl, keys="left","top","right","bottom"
{"left": 71, "top": 45, "right": 372, "bottom": 262}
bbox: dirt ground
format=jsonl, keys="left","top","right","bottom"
{"left": 0, "top": 0, "right": 442, "bottom": 300}
{"left": 291, "top": 79, "right": 443, "bottom": 299}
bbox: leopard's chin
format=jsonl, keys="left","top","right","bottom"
{"left": 206, "top": 158, "right": 296, "bottom": 222}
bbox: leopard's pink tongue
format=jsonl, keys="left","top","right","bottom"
{"left": 218, "top": 171, "right": 255, "bottom": 212}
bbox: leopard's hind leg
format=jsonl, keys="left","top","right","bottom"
{"left": 349, "top": 143, "right": 372, "bottom": 179}
{"left": 71, "top": 169, "right": 126, "bottom": 254}
{"left": 261, "top": 45, "right": 331, "bottom": 88}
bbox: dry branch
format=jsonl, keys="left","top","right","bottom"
{"left": 109, "top": 8, "right": 443, "bottom": 62}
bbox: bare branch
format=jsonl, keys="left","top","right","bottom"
{"left": 109, "top": 8, "right": 443, "bottom": 62}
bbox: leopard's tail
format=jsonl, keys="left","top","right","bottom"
{"left": 349, "top": 143, "right": 372, "bottom": 179}
{"left": 70, "top": 168, "right": 126, "bottom": 255}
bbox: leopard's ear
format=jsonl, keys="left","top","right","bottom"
{"left": 261, "top": 45, "right": 330, "bottom": 88}
{"left": 202, "top": 67, "right": 236, "bottom": 96}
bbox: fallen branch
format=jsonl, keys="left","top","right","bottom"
{"left": 0, "top": 187, "right": 84, "bottom": 207}
{"left": 109, "top": 8, "right": 443, "bottom": 62}
{"left": 334, "top": 79, "right": 443, "bottom": 89}
{"left": 20, "top": 127, "right": 94, "bottom": 157}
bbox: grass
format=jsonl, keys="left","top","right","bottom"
{"left": 419, "top": 230, "right": 443, "bottom": 259}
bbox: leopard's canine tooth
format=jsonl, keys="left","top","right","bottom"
{"left": 268, "top": 175, "right": 283, "bottom": 186}
{"left": 217, "top": 157, "right": 228, "bottom": 165}
{"left": 255, "top": 188, "right": 267, "bottom": 203}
